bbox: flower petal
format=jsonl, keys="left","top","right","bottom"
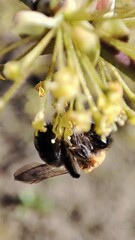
{"left": 13, "top": 10, "right": 63, "bottom": 36}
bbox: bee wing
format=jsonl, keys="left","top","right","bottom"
{"left": 14, "top": 162, "right": 68, "bottom": 184}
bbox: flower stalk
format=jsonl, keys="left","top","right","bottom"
{"left": 1, "top": 0, "right": 135, "bottom": 138}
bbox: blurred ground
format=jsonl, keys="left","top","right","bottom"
{"left": 1, "top": 1, "right": 135, "bottom": 240}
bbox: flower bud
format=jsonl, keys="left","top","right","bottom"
{"left": 32, "top": 110, "right": 46, "bottom": 132}
{"left": 96, "top": 18, "right": 129, "bottom": 40}
{"left": 69, "top": 110, "right": 91, "bottom": 132}
{"left": 107, "top": 82, "right": 123, "bottom": 102}
{"left": 3, "top": 61, "right": 21, "bottom": 81}
{"left": 53, "top": 0, "right": 77, "bottom": 15}
{"left": 48, "top": 66, "right": 79, "bottom": 101}
{"left": 13, "top": 10, "right": 63, "bottom": 36}
{"left": 71, "top": 24, "right": 100, "bottom": 65}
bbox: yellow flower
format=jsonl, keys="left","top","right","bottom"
{"left": 32, "top": 110, "right": 46, "bottom": 134}
{"left": 47, "top": 66, "right": 80, "bottom": 101}
{"left": 69, "top": 110, "right": 91, "bottom": 132}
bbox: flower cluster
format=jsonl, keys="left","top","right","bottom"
{"left": 1, "top": 0, "right": 135, "bottom": 139}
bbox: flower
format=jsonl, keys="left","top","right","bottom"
{"left": 1, "top": 0, "right": 135, "bottom": 139}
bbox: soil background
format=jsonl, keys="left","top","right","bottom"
{"left": 1, "top": 1, "right": 135, "bottom": 240}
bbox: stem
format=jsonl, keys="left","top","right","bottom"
{"left": 110, "top": 65, "right": 135, "bottom": 103}
{"left": 0, "top": 29, "right": 56, "bottom": 111}
{"left": 69, "top": 99, "right": 74, "bottom": 111}
{"left": 0, "top": 36, "right": 36, "bottom": 56}
{"left": 99, "top": 58, "right": 113, "bottom": 83}
{"left": 48, "top": 36, "right": 58, "bottom": 76}
{"left": 56, "top": 26, "right": 65, "bottom": 69}
{"left": 79, "top": 53, "right": 103, "bottom": 95}
{"left": 62, "top": 22, "right": 74, "bottom": 67}
{"left": 63, "top": 25, "right": 97, "bottom": 112}
{"left": 44, "top": 28, "right": 60, "bottom": 83}
{"left": 123, "top": 17, "right": 135, "bottom": 27}
{"left": 123, "top": 100, "right": 135, "bottom": 118}
{"left": 0, "top": 77, "right": 25, "bottom": 112}
{"left": 97, "top": 59, "right": 108, "bottom": 85}
{"left": 101, "top": 45, "right": 135, "bottom": 80}
{"left": 16, "top": 40, "right": 41, "bottom": 61}
{"left": 21, "top": 28, "right": 56, "bottom": 70}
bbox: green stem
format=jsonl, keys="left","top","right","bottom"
{"left": 0, "top": 29, "right": 56, "bottom": 112}
{"left": 97, "top": 59, "right": 107, "bottom": 86}
{"left": 110, "top": 65, "right": 135, "bottom": 103}
{"left": 97, "top": 58, "right": 112, "bottom": 85}
{"left": 56, "top": 26, "right": 65, "bottom": 69}
{"left": 16, "top": 40, "right": 41, "bottom": 61}
{"left": 0, "top": 76, "right": 25, "bottom": 112}
{"left": 79, "top": 53, "right": 104, "bottom": 95}
{"left": 0, "top": 36, "right": 36, "bottom": 56}
{"left": 69, "top": 99, "right": 74, "bottom": 111}
{"left": 62, "top": 22, "right": 73, "bottom": 66}
{"left": 123, "top": 17, "right": 135, "bottom": 27}
{"left": 63, "top": 25, "right": 97, "bottom": 112}
{"left": 44, "top": 29, "right": 60, "bottom": 84}
{"left": 21, "top": 29, "right": 56, "bottom": 71}
{"left": 123, "top": 100, "right": 135, "bottom": 118}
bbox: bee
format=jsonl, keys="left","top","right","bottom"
{"left": 14, "top": 124, "right": 112, "bottom": 184}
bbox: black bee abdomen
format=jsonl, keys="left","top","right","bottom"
{"left": 86, "top": 124, "right": 112, "bottom": 151}
{"left": 34, "top": 125, "right": 62, "bottom": 167}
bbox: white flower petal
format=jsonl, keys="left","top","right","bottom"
{"left": 13, "top": 10, "right": 63, "bottom": 36}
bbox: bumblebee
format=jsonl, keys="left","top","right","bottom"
{"left": 14, "top": 124, "right": 112, "bottom": 183}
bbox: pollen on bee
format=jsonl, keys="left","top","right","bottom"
{"left": 51, "top": 138, "right": 56, "bottom": 144}
{"left": 81, "top": 150, "right": 106, "bottom": 173}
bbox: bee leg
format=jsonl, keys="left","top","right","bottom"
{"left": 61, "top": 141, "right": 80, "bottom": 178}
